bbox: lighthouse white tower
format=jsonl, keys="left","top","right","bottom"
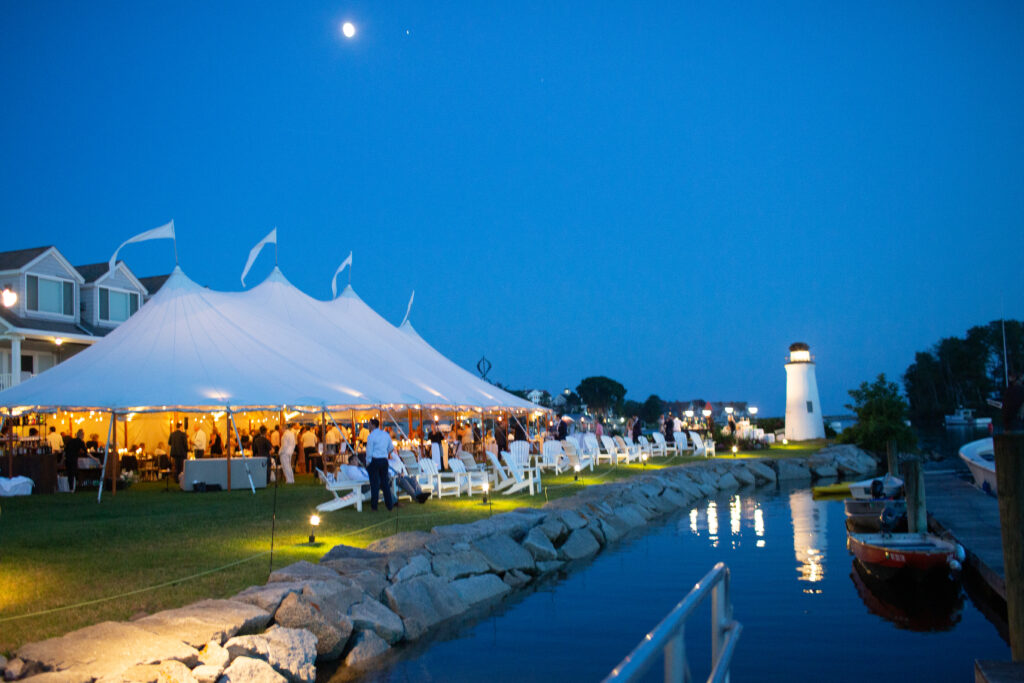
{"left": 785, "top": 342, "right": 825, "bottom": 441}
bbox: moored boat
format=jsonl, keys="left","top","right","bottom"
{"left": 845, "top": 499, "right": 907, "bottom": 533}
{"left": 848, "top": 532, "right": 964, "bottom": 581}
{"left": 848, "top": 473, "right": 903, "bottom": 500}
{"left": 944, "top": 407, "right": 992, "bottom": 427}
{"left": 959, "top": 437, "right": 996, "bottom": 495}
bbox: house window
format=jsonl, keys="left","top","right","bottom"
{"left": 806, "top": 401, "right": 814, "bottom": 413}
{"left": 99, "top": 288, "right": 139, "bottom": 322}
{"left": 26, "top": 275, "right": 73, "bottom": 316}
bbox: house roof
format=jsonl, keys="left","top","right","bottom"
{"left": 0, "top": 307, "right": 104, "bottom": 340}
{"left": 138, "top": 274, "right": 170, "bottom": 295}
{"left": 73, "top": 262, "right": 122, "bottom": 284}
{"left": 0, "top": 246, "right": 52, "bottom": 272}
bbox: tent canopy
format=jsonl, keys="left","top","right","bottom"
{"left": 0, "top": 266, "right": 539, "bottom": 415}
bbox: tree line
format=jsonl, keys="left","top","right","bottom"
{"left": 903, "top": 319, "right": 1023, "bottom": 422}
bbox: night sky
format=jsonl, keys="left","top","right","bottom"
{"left": 2, "top": 1, "right": 1022, "bottom": 416}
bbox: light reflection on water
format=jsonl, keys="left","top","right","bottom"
{"left": 342, "top": 482, "right": 1008, "bottom": 683}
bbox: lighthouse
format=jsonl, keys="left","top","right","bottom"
{"left": 785, "top": 342, "right": 825, "bottom": 441}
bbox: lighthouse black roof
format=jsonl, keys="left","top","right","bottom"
{"left": 789, "top": 342, "right": 810, "bottom": 352}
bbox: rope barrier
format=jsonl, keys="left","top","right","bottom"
{"left": 1, "top": 452, "right": 684, "bottom": 624}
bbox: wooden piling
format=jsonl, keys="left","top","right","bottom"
{"left": 995, "top": 433, "right": 1024, "bottom": 661}
{"left": 903, "top": 456, "right": 926, "bottom": 533}
{"left": 886, "top": 440, "right": 899, "bottom": 477}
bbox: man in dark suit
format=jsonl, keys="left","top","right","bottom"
{"left": 63, "top": 429, "right": 86, "bottom": 491}
{"left": 169, "top": 422, "right": 189, "bottom": 482}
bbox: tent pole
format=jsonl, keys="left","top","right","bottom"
{"left": 112, "top": 414, "right": 120, "bottom": 496}
{"left": 407, "top": 407, "right": 412, "bottom": 445}
{"left": 225, "top": 407, "right": 232, "bottom": 492}
{"left": 97, "top": 411, "right": 115, "bottom": 503}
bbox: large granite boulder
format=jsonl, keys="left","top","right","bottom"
{"left": 391, "top": 554, "right": 432, "bottom": 582}
{"left": 431, "top": 549, "right": 491, "bottom": 580}
{"left": 451, "top": 574, "right": 512, "bottom": 607}
{"left": 731, "top": 466, "right": 756, "bottom": 486}
{"left": 775, "top": 460, "right": 812, "bottom": 481}
{"left": 233, "top": 583, "right": 305, "bottom": 614}
{"left": 21, "top": 672, "right": 93, "bottom": 683}
{"left": 537, "top": 516, "right": 568, "bottom": 544}
{"left": 272, "top": 593, "right": 351, "bottom": 661}
{"left": 384, "top": 574, "right": 469, "bottom": 640}
{"left": 744, "top": 461, "right": 777, "bottom": 484}
{"left": 17, "top": 622, "right": 199, "bottom": 680}
{"left": 217, "top": 657, "right": 286, "bottom": 683}
{"left": 224, "top": 627, "right": 316, "bottom": 683}
{"left": 367, "top": 531, "right": 433, "bottom": 555}
{"left": 557, "top": 528, "right": 601, "bottom": 561}
{"left": 342, "top": 631, "right": 390, "bottom": 669}
{"left": 521, "top": 527, "right": 558, "bottom": 562}
{"left": 300, "top": 579, "right": 366, "bottom": 616}
{"left": 715, "top": 473, "right": 740, "bottom": 490}
{"left": 348, "top": 599, "right": 405, "bottom": 644}
{"left": 319, "top": 544, "right": 385, "bottom": 563}
{"left": 133, "top": 600, "right": 270, "bottom": 647}
{"left": 470, "top": 534, "right": 535, "bottom": 574}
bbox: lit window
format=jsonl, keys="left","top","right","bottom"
{"left": 26, "top": 275, "right": 73, "bottom": 316}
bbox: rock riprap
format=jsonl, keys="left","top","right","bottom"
{"left": 9, "top": 452, "right": 868, "bottom": 682}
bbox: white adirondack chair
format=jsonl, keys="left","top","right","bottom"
{"left": 485, "top": 450, "right": 517, "bottom": 491}
{"left": 601, "top": 435, "right": 630, "bottom": 465}
{"left": 582, "top": 433, "right": 605, "bottom": 462}
{"left": 315, "top": 467, "right": 370, "bottom": 512}
{"left": 501, "top": 450, "right": 540, "bottom": 495}
{"left": 418, "top": 458, "right": 462, "bottom": 498}
{"left": 673, "top": 431, "right": 694, "bottom": 456}
{"left": 647, "top": 434, "right": 666, "bottom": 458}
{"left": 540, "top": 439, "right": 570, "bottom": 474}
{"left": 635, "top": 435, "right": 655, "bottom": 459}
{"left": 614, "top": 435, "right": 642, "bottom": 463}
{"left": 450, "top": 458, "right": 488, "bottom": 495}
{"left": 561, "top": 439, "right": 594, "bottom": 471}
{"left": 652, "top": 431, "right": 675, "bottom": 456}
{"left": 690, "top": 431, "right": 714, "bottom": 458}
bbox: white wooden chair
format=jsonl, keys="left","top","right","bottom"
{"left": 501, "top": 450, "right": 541, "bottom": 495}
{"left": 673, "top": 431, "right": 694, "bottom": 456}
{"left": 418, "top": 458, "right": 462, "bottom": 498}
{"left": 450, "top": 458, "right": 488, "bottom": 495}
{"left": 634, "top": 435, "right": 655, "bottom": 460}
{"left": 652, "top": 431, "right": 675, "bottom": 456}
{"left": 560, "top": 439, "right": 594, "bottom": 471}
{"left": 485, "top": 449, "right": 517, "bottom": 491}
{"left": 582, "top": 433, "right": 603, "bottom": 462}
{"left": 614, "top": 435, "right": 642, "bottom": 463}
{"left": 689, "top": 431, "right": 714, "bottom": 458}
{"left": 646, "top": 434, "right": 666, "bottom": 458}
{"left": 600, "top": 435, "right": 630, "bottom": 465}
{"left": 314, "top": 467, "right": 370, "bottom": 512}
{"left": 540, "top": 439, "right": 570, "bottom": 474}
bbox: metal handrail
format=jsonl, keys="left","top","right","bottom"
{"left": 603, "top": 562, "right": 742, "bottom": 683}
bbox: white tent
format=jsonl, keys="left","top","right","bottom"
{"left": 0, "top": 266, "right": 537, "bottom": 414}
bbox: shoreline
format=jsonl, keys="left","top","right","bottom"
{"left": 4, "top": 444, "right": 880, "bottom": 682}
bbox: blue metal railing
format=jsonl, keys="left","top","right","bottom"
{"left": 603, "top": 562, "right": 742, "bottom": 683}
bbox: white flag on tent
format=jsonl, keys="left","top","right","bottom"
{"left": 240, "top": 227, "right": 277, "bottom": 286}
{"left": 331, "top": 251, "right": 353, "bottom": 299}
{"left": 400, "top": 290, "right": 415, "bottom": 327}
{"left": 109, "top": 220, "right": 175, "bottom": 272}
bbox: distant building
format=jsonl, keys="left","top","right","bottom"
{"left": 0, "top": 245, "right": 169, "bottom": 391}
{"left": 784, "top": 342, "right": 825, "bottom": 440}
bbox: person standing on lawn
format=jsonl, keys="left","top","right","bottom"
{"left": 279, "top": 423, "right": 297, "bottom": 484}
{"left": 365, "top": 417, "right": 396, "bottom": 511}
{"left": 169, "top": 422, "right": 188, "bottom": 480}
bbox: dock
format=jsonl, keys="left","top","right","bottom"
{"left": 925, "top": 471, "right": 1005, "bottom": 601}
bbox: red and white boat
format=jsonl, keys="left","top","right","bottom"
{"left": 847, "top": 532, "right": 964, "bottom": 581}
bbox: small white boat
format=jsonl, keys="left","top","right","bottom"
{"left": 848, "top": 473, "right": 903, "bottom": 500}
{"left": 959, "top": 437, "right": 996, "bottom": 495}
{"left": 944, "top": 407, "right": 992, "bottom": 427}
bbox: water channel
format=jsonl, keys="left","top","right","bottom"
{"left": 334, "top": 469, "right": 1009, "bottom": 682}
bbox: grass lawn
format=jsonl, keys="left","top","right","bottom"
{"left": 0, "top": 446, "right": 818, "bottom": 654}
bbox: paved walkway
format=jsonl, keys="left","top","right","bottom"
{"left": 925, "top": 470, "right": 1005, "bottom": 600}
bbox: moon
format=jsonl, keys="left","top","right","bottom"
{"left": 341, "top": 21, "right": 356, "bottom": 38}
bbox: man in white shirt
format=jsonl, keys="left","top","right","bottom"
{"left": 365, "top": 418, "right": 395, "bottom": 511}
{"left": 672, "top": 415, "right": 684, "bottom": 434}
{"left": 192, "top": 425, "right": 208, "bottom": 458}
{"left": 279, "top": 423, "right": 297, "bottom": 484}
{"left": 325, "top": 424, "right": 343, "bottom": 453}
{"left": 46, "top": 426, "right": 65, "bottom": 453}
